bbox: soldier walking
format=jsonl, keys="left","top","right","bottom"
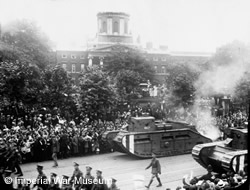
{"left": 51, "top": 134, "right": 59, "bottom": 167}
{"left": 145, "top": 153, "right": 162, "bottom": 188}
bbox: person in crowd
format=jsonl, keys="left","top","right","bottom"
{"left": 3, "top": 169, "right": 14, "bottom": 190}
{"left": 61, "top": 175, "right": 73, "bottom": 190}
{"left": 91, "top": 170, "right": 108, "bottom": 190}
{"left": 198, "top": 165, "right": 215, "bottom": 182}
{"left": 70, "top": 162, "right": 83, "bottom": 190}
{"left": 48, "top": 172, "right": 60, "bottom": 190}
{"left": 82, "top": 166, "right": 94, "bottom": 190}
{"left": 32, "top": 165, "right": 48, "bottom": 190}
{"left": 108, "top": 178, "right": 119, "bottom": 190}
{"left": 51, "top": 134, "right": 59, "bottom": 167}
{"left": 145, "top": 153, "right": 162, "bottom": 188}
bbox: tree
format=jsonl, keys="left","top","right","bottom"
{"left": 103, "top": 46, "right": 155, "bottom": 101}
{"left": 1, "top": 19, "right": 52, "bottom": 69}
{"left": 40, "top": 65, "right": 76, "bottom": 112}
{"left": 115, "top": 69, "right": 142, "bottom": 101}
{"left": 78, "top": 66, "right": 116, "bottom": 121}
{"left": 163, "top": 63, "right": 199, "bottom": 107}
{"left": 0, "top": 61, "right": 43, "bottom": 108}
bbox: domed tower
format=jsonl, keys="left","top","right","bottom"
{"left": 96, "top": 12, "right": 133, "bottom": 47}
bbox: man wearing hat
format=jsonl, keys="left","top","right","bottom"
{"left": 48, "top": 173, "right": 60, "bottom": 190}
{"left": 91, "top": 170, "right": 108, "bottom": 190}
{"left": 33, "top": 165, "right": 48, "bottom": 190}
{"left": 71, "top": 162, "right": 83, "bottom": 190}
{"left": 3, "top": 169, "right": 14, "bottom": 190}
{"left": 61, "top": 175, "right": 73, "bottom": 190}
{"left": 82, "top": 166, "right": 94, "bottom": 190}
{"left": 198, "top": 165, "right": 215, "bottom": 182}
{"left": 108, "top": 178, "right": 119, "bottom": 190}
{"left": 145, "top": 153, "right": 162, "bottom": 188}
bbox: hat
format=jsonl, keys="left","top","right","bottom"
{"left": 51, "top": 173, "right": 57, "bottom": 177}
{"left": 4, "top": 170, "right": 12, "bottom": 174}
{"left": 63, "top": 175, "right": 70, "bottom": 179}
{"left": 207, "top": 165, "right": 213, "bottom": 172}
{"left": 112, "top": 178, "right": 117, "bottom": 182}
{"left": 74, "top": 162, "right": 79, "bottom": 166}
{"left": 86, "top": 166, "right": 92, "bottom": 170}
{"left": 37, "top": 165, "right": 43, "bottom": 170}
{"left": 217, "top": 180, "right": 225, "bottom": 187}
{"left": 96, "top": 170, "right": 102, "bottom": 174}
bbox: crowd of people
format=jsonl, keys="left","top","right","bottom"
{"left": 0, "top": 110, "right": 130, "bottom": 176}
{"left": 0, "top": 162, "right": 119, "bottom": 190}
{"left": 178, "top": 164, "right": 248, "bottom": 190}
{"left": 0, "top": 102, "right": 248, "bottom": 190}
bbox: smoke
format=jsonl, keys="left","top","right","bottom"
{"left": 190, "top": 98, "right": 221, "bottom": 141}
{"left": 168, "top": 42, "right": 250, "bottom": 141}
{"left": 195, "top": 61, "right": 248, "bottom": 97}
{"left": 191, "top": 42, "right": 250, "bottom": 141}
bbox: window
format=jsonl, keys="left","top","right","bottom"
{"left": 113, "top": 21, "right": 119, "bottom": 34}
{"left": 62, "top": 54, "right": 67, "bottom": 58}
{"left": 161, "top": 66, "right": 166, "bottom": 73}
{"left": 81, "top": 64, "right": 85, "bottom": 72}
{"left": 161, "top": 57, "right": 166, "bottom": 61}
{"left": 71, "top": 54, "right": 76, "bottom": 59}
{"left": 125, "top": 21, "right": 128, "bottom": 34}
{"left": 102, "top": 21, "right": 107, "bottom": 33}
{"left": 62, "top": 64, "right": 67, "bottom": 70}
{"left": 154, "top": 65, "right": 158, "bottom": 73}
{"left": 80, "top": 55, "right": 85, "bottom": 59}
{"left": 72, "top": 64, "right": 76, "bottom": 73}
{"left": 153, "top": 57, "right": 158, "bottom": 61}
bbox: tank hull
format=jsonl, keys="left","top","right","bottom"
{"left": 192, "top": 127, "right": 248, "bottom": 174}
{"left": 113, "top": 128, "right": 211, "bottom": 158}
{"left": 101, "top": 130, "right": 120, "bottom": 151}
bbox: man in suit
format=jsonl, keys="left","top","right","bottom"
{"left": 145, "top": 153, "right": 162, "bottom": 188}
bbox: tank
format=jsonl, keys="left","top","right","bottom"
{"left": 112, "top": 116, "right": 212, "bottom": 158}
{"left": 192, "top": 127, "right": 248, "bottom": 174}
{"left": 102, "top": 130, "right": 120, "bottom": 151}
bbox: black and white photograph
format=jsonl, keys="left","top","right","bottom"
{"left": 0, "top": 0, "right": 249, "bottom": 189}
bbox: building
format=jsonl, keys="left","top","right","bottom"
{"left": 54, "top": 12, "right": 212, "bottom": 83}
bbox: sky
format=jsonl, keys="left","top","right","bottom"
{"left": 1, "top": 0, "right": 250, "bottom": 52}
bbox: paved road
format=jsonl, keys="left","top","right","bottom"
{"left": 18, "top": 152, "right": 207, "bottom": 190}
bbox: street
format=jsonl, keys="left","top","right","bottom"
{"left": 19, "top": 152, "right": 207, "bottom": 190}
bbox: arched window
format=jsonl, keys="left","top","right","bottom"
{"left": 114, "top": 21, "right": 119, "bottom": 34}
{"left": 102, "top": 21, "right": 107, "bottom": 33}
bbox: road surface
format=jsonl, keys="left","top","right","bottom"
{"left": 18, "top": 152, "right": 207, "bottom": 190}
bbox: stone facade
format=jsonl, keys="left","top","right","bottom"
{"left": 53, "top": 12, "right": 212, "bottom": 84}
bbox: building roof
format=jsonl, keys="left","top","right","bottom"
{"left": 169, "top": 51, "right": 213, "bottom": 57}
{"left": 97, "top": 12, "right": 130, "bottom": 17}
